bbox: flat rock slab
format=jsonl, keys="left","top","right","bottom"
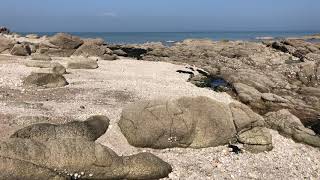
{"left": 67, "top": 58, "right": 98, "bottom": 69}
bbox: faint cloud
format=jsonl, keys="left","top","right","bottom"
{"left": 100, "top": 12, "right": 117, "bottom": 17}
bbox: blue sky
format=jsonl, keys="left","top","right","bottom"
{"left": 0, "top": 0, "right": 319, "bottom": 32}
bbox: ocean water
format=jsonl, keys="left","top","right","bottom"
{"left": 19, "top": 31, "right": 319, "bottom": 44}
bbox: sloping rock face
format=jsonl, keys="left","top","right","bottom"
{"left": 10, "top": 43, "right": 31, "bottom": 56}
{"left": 119, "top": 96, "right": 271, "bottom": 152}
{"left": 267, "top": 39, "right": 320, "bottom": 61}
{"left": 11, "top": 115, "right": 110, "bottom": 141}
{"left": 23, "top": 73, "right": 68, "bottom": 88}
{"left": 0, "top": 37, "right": 15, "bottom": 53}
{"left": 265, "top": 109, "right": 320, "bottom": 147}
{"left": 0, "top": 117, "right": 172, "bottom": 179}
{"left": 142, "top": 39, "right": 320, "bottom": 126}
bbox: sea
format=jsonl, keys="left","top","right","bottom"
{"left": 19, "top": 31, "right": 319, "bottom": 45}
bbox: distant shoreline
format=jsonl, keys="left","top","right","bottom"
{"left": 15, "top": 31, "right": 320, "bottom": 44}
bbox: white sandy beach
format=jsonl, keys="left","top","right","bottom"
{"left": 0, "top": 54, "right": 319, "bottom": 179}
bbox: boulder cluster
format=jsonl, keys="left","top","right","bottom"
{"left": 139, "top": 39, "right": 320, "bottom": 134}
{"left": 1, "top": 116, "right": 172, "bottom": 179}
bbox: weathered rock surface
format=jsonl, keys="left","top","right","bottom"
{"left": 31, "top": 53, "right": 52, "bottom": 61}
{"left": 11, "top": 115, "right": 110, "bottom": 141}
{"left": 0, "top": 138, "right": 172, "bottom": 180}
{"left": 238, "top": 127, "right": 273, "bottom": 153}
{"left": 265, "top": 109, "right": 320, "bottom": 147}
{"left": 109, "top": 44, "right": 148, "bottom": 59}
{"left": 119, "top": 96, "right": 270, "bottom": 152}
{"left": 0, "top": 119, "right": 172, "bottom": 179}
{"left": 73, "top": 43, "right": 113, "bottom": 57}
{"left": 67, "top": 57, "right": 99, "bottom": 69}
{"left": 10, "top": 43, "right": 31, "bottom": 56}
{"left": 23, "top": 73, "right": 68, "bottom": 88}
{"left": 102, "top": 54, "right": 118, "bottom": 60}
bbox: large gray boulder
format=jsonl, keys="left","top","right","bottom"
{"left": 23, "top": 73, "right": 68, "bottom": 88}
{"left": 142, "top": 39, "right": 320, "bottom": 126}
{"left": 11, "top": 115, "right": 110, "bottom": 141}
{"left": 0, "top": 139, "right": 172, "bottom": 179}
{"left": 73, "top": 43, "right": 113, "bottom": 57}
{"left": 0, "top": 117, "right": 172, "bottom": 179}
{"left": 10, "top": 44, "right": 31, "bottom": 56}
{"left": 49, "top": 33, "right": 83, "bottom": 49}
{"left": 119, "top": 96, "right": 270, "bottom": 151}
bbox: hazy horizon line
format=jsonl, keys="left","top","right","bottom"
{"left": 17, "top": 30, "right": 320, "bottom": 33}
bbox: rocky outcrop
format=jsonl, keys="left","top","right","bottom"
{"left": 265, "top": 109, "right": 320, "bottom": 147}
{"left": 109, "top": 44, "right": 148, "bottom": 59}
{"left": 0, "top": 26, "right": 10, "bottom": 34}
{"left": 142, "top": 39, "right": 320, "bottom": 126}
{"left": 23, "top": 73, "right": 68, "bottom": 88}
{"left": 37, "top": 33, "right": 83, "bottom": 57}
{"left": 0, "top": 139, "right": 172, "bottom": 180}
{"left": 119, "top": 96, "right": 271, "bottom": 152}
{"left": 10, "top": 43, "right": 31, "bottom": 56}
{"left": 237, "top": 127, "right": 273, "bottom": 153}
{"left": 113, "top": 49, "right": 128, "bottom": 56}
{"left": 0, "top": 118, "right": 172, "bottom": 179}
{"left": 73, "top": 43, "right": 113, "bottom": 57}
{"left": 49, "top": 33, "right": 83, "bottom": 49}
{"left": 267, "top": 39, "right": 320, "bottom": 60}
{"left": 67, "top": 57, "right": 99, "bottom": 69}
